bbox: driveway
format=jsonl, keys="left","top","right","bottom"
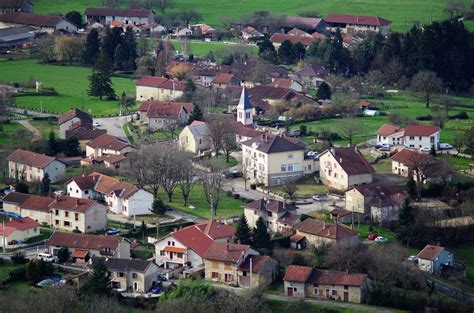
{"left": 93, "top": 115, "right": 131, "bottom": 141}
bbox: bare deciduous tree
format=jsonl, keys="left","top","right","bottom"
{"left": 282, "top": 177, "right": 298, "bottom": 200}
{"left": 221, "top": 131, "right": 237, "bottom": 163}
{"left": 339, "top": 118, "right": 363, "bottom": 147}
{"left": 409, "top": 70, "right": 443, "bottom": 108}
{"left": 154, "top": 0, "right": 175, "bottom": 14}
{"left": 177, "top": 152, "right": 195, "bottom": 207}
{"left": 158, "top": 143, "right": 182, "bottom": 202}
{"left": 207, "top": 115, "right": 228, "bottom": 156}
{"left": 407, "top": 152, "right": 437, "bottom": 199}
{"left": 452, "top": 132, "right": 464, "bottom": 156}
{"left": 199, "top": 163, "right": 225, "bottom": 219}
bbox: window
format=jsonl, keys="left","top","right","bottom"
{"left": 34, "top": 228, "right": 37, "bottom": 232}
{"left": 177, "top": 253, "right": 183, "bottom": 258}
{"left": 281, "top": 165, "right": 286, "bottom": 172}
{"left": 55, "top": 220, "right": 59, "bottom": 225}
{"left": 313, "top": 284, "right": 319, "bottom": 295}
{"left": 132, "top": 273, "right": 138, "bottom": 279}
{"left": 332, "top": 289, "right": 337, "bottom": 297}
{"left": 409, "top": 136, "right": 415, "bottom": 140}
{"left": 65, "top": 211, "right": 69, "bottom": 218}
{"left": 119, "top": 272, "right": 124, "bottom": 277}
{"left": 288, "top": 154, "right": 293, "bottom": 159}
{"left": 246, "top": 112, "right": 250, "bottom": 119}
{"left": 294, "top": 288, "right": 297, "bottom": 292}
{"left": 211, "top": 272, "right": 219, "bottom": 279}
{"left": 55, "top": 210, "right": 59, "bottom": 216}
{"left": 172, "top": 241, "right": 175, "bottom": 246}
{"left": 63, "top": 221, "right": 71, "bottom": 227}
{"left": 419, "top": 136, "right": 422, "bottom": 140}
{"left": 85, "top": 190, "right": 89, "bottom": 195}
{"left": 344, "top": 285, "right": 348, "bottom": 290}
{"left": 160, "top": 250, "right": 165, "bottom": 256}
{"left": 75, "top": 213, "right": 79, "bottom": 221}
{"left": 167, "top": 241, "right": 171, "bottom": 246}
{"left": 287, "top": 164, "right": 293, "bottom": 172}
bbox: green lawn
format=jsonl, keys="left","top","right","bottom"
{"left": 372, "top": 158, "right": 392, "bottom": 173}
{"left": 205, "top": 154, "right": 238, "bottom": 169}
{"left": 123, "top": 122, "right": 135, "bottom": 144}
{"left": 271, "top": 183, "right": 328, "bottom": 197}
{"left": 437, "top": 155, "right": 473, "bottom": 170}
{"left": 29, "top": 120, "right": 59, "bottom": 139}
{"left": 169, "top": 39, "right": 258, "bottom": 57}
{"left": 23, "top": 227, "right": 53, "bottom": 244}
{"left": 0, "top": 59, "right": 136, "bottom": 117}
{"left": 31, "top": 0, "right": 472, "bottom": 32}
{"left": 157, "top": 184, "right": 244, "bottom": 219}
{"left": 352, "top": 224, "right": 398, "bottom": 241}
{"left": 0, "top": 122, "right": 31, "bottom": 146}
{"left": 451, "top": 243, "right": 474, "bottom": 285}
{"left": 0, "top": 261, "right": 25, "bottom": 284}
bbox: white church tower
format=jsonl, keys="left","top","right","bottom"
{"left": 236, "top": 87, "right": 254, "bottom": 125}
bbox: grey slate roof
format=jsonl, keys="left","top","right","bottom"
{"left": 0, "top": 26, "right": 35, "bottom": 42}
{"left": 98, "top": 257, "right": 155, "bottom": 272}
{"left": 237, "top": 87, "right": 253, "bottom": 110}
{"left": 241, "top": 134, "right": 305, "bottom": 154}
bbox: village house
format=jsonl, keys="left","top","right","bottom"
{"left": 244, "top": 199, "right": 299, "bottom": 235}
{"left": 0, "top": 12, "right": 77, "bottom": 33}
{"left": 324, "top": 13, "right": 391, "bottom": 35}
{"left": 267, "top": 78, "right": 303, "bottom": 92}
{"left": 136, "top": 76, "right": 185, "bottom": 101}
{"left": 190, "top": 23, "right": 216, "bottom": 38}
{"left": 376, "top": 123, "right": 405, "bottom": 146}
{"left": 390, "top": 148, "right": 441, "bottom": 182}
{"left": 0, "top": 0, "right": 33, "bottom": 14}
{"left": 417, "top": 245, "right": 454, "bottom": 274}
{"left": 85, "top": 134, "right": 134, "bottom": 158}
{"left": 0, "top": 217, "right": 40, "bottom": 246}
{"left": 295, "top": 218, "right": 359, "bottom": 248}
{"left": 66, "top": 172, "right": 153, "bottom": 217}
{"left": 58, "top": 108, "right": 93, "bottom": 139}
{"left": 47, "top": 231, "right": 131, "bottom": 265}
{"left": 241, "top": 133, "right": 315, "bottom": 186}
{"left": 7, "top": 149, "right": 66, "bottom": 183}
{"left": 248, "top": 85, "right": 314, "bottom": 106}
{"left": 283, "top": 265, "right": 369, "bottom": 303}
{"left": 138, "top": 101, "right": 192, "bottom": 131}
{"left": 84, "top": 7, "right": 155, "bottom": 26}
{"left": 403, "top": 124, "right": 441, "bottom": 150}
{"left": 290, "top": 64, "right": 329, "bottom": 89}
{"left": 0, "top": 26, "right": 36, "bottom": 50}
{"left": 281, "top": 16, "right": 328, "bottom": 33}
{"left": 155, "top": 221, "right": 235, "bottom": 271}
{"left": 319, "top": 147, "right": 374, "bottom": 191}
{"left": 93, "top": 257, "right": 159, "bottom": 293}
{"left": 178, "top": 120, "right": 211, "bottom": 154}
{"left": 270, "top": 32, "right": 323, "bottom": 49}
{"left": 345, "top": 183, "right": 407, "bottom": 223}
{"left": 241, "top": 26, "right": 264, "bottom": 40}
{"left": 173, "top": 25, "right": 193, "bottom": 37}
{"left": 211, "top": 73, "right": 241, "bottom": 89}
{"left": 203, "top": 242, "right": 278, "bottom": 288}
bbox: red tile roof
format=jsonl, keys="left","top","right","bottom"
{"left": 309, "top": 269, "right": 367, "bottom": 286}
{"left": 47, "top": 231, "right": 124, "bottom": 251}
{"left": 294, "top": 64, "right": 329, "bottom": 78}
{"left": 203, "top": 242, "right": 251, "bottom": 263}
{"left": 195, "top": 220, "right": 235, "bottom": 240}
{"left": 212, "top": 73, "right": 238, "bottom": 85}
{"left": 323, "top": 147, "right": 374, "bottom": 176}
{"left": 404, "top": 124, "right": 440, "bottom": 137}
{"left": 2, "top": 192, "right": 30, "bottom": 205}
{"left": 20, "top": 194, "right": 54, "bottom": 212}
{"left": 283, "top": 265, "right": 313, "bottom": 282}
{"left": 90, "top": 172, "right": 141, "bottom": 199}
{"left": 296, "top": 218, "right": 358, "bottom": 240}
{"left": 390, "top": 148, "right": 431, "bottom": 167}
{"left": 238, "top": 255, "right": 274, "bottom": 273}
{"left": 267, "top": 78, "right": 295, "bottom": 89}
{"left": 0, "top": 217, "right": 39, "bottom": 236}
{"left": 86, "top": 134, "right": 131, "bottom": 151}
{"left": 58, "top": 108, "right": 92, "bottom": 125}
{"left": 242, "top": 26, "right": 261, "bottom": 35}
{"left": 141, "top": 101, "right": 192, "bottom": 118}
{"left": 0, "top": 12, "right": 64, "bottom": 27}
{"left": 325, "top": 13, "right": 391, "bottom": 26}
{"left": 376, "top": 123, "right": 404, "bottom": 137}
{"left": 417, "top": 245, "right": 446, "bottom": 261}
{"left": 7, "top": 149, "right": 60, "bottom": 169}
{"left": 136, "top": 76, "right": 185, "bottom": 91}
{"left": 290, "top": 234, "right": 306, "bottom": 243}
{"left": 241, "top": 133, "right": 305, "bottom": 154}
{"left": 49, "top": 196, "right": 97, "bottom": 213}
{"left": 248, "top": 85, "right": 295, "bottom": 100}
{"left": 351, "top": 183, "right": 407, "bottom": 208}
{"left": 171, "top": 224, "right": 214, "bottom": 257}
{"left": 85, "top": 7, "right": 153, "bottom": 18}
{"left": 69, "top": 174, "right": 100, "bottom": 190}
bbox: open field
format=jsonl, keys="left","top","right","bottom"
{"left": 0, "top": 59, "right": 136, "bottom": 117}
{"left": 169, "top": 40, "right": 258, "bottom": 57}
{"left": 29, "top": 120, "right": 59, "bottom": 139}
{"left": 452, "top": 243, "right": 474, "bottom": 285}
{"left": 0, "top": 122, "right": 31, "bottom": 146}
{"left": 31, "top": 0, "right": 472, "bottom": 32}
{"left": 157, "top": 184, "right": 244, "bottom": 219}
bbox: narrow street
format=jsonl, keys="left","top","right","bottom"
{"left": 93, "top": 115, "right": 131, "bottom": 141}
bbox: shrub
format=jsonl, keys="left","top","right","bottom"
{"left": 416, "top": 114, "right": 433, "bottom": 121}
{"left": 449, "top": 111, "right": 469, "bottom": 119}
{"left": 225, "top": 191, "right": 233, "bottom": 197}
{"left": 250, "top": 184, "right": 256, "bottom": 190}
{"left": 11, "top": 254, "right": 28, "bottom": 265}
{"left": 233, "top": 194, "right": 240, "bottom": 199}
{"left": 6, "top": 267, "right": 26, "bottom": 283}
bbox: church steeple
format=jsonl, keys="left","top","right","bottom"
{"left": 236, "top": 87, "right": 253, "bottom": 125}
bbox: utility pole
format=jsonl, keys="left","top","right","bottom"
{"left": 249, "top": 256, "right": 253, "bottom": 289}
{"left": 2, "top": 220, "right": 5, "bottom": 253}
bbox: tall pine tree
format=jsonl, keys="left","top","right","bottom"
{"left": 252, "top": 217, "right": 270, "bottom": 249}
{"left": 86, "top": 258, "right": 112, "bottom": 296}
{"left": 316, "top": 82, "right": 331, "bottom": 100}
{"left": 39, "top": 173, "right": 50, "bottom": 195}
{"left": 83, "top": 28, "right": 100, "bottom": 65}
{"left": 89, "top": 53, "right": 115, "bottom": 100}
{"left": 122, "top": 27, "right": 138, "bottom": 70}
{"left": 235, "top": 214, "right": 252, "bottom": 245}
{"left": 187, "top": 104, "right": 203, "bottom": 124}
{"left": 398, "top": 198, "right": 414, "bottom": 227}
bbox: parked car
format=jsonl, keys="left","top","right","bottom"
{"left": 9, "top": 240, "right": 22, "bottom": 245}
{"left": 224, "top": 170, "right": 242, "bottom": 179}
{"left": 93, "top": 122, "right": 100, "bottom": 127}
{"left": 419, "top": 147, "right": 431, "bottom": 152}
{"left": 37, "top": 253, "right": 55, "bottom": 263}
{"left": 307, "top": 151, "right": 319, "bottom": 156}
{"left": 377, "top": 144, "right": 390, "bottom": 151}
{"left": 408, "top": 255, "right": 418, "bottom": 262}
{"left": 367, "top": 233, "right": 378, "bottom": 241}
{"left": 287, "top": 130, "right": 301, "bottom": 137}
{"left": 157, "top": 273, "right": 167, "bottom": 281}
{"left": 312, "top": 195, "right": 322, "bottom": 201}
{"left": 374, "top": 236, "right": 388, "bottom": 243}
{"left": 439, "top": 143, "right": 453, "bottom": 150}
{"left": 150, "top": 287, "right": 161, "bottom": 294}
{"left": 106, "top": 228, "right": 120, "bottom": 235}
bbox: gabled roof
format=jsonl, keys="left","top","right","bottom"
{"left": 376, "top": 123, "right": 404, "bottom": 137}
{"left": 170, "top": 224, "right": 213, "bottom": 257}
{"left": 212, "top": 73, "right": 238, "bottom": 85}
{"left": 100, "top": 257, "right": 155, "bottom": 272}
{"left": 276, "top": 212, "right": 300, "bottom": 227}
{"left": 0, "top": 26, "right": 35, "bottom": 42}
{"left": 404, "top": 124, "right": 440, "bottom": 137}
{"left": 296, "top": 218, "right": 358, "bottom": 240}
{"left": 287, "top": 28, "right": 311, "bottom": 37}
{"left": 69, "top": 174, "right": 100, "bottom": 190}
{"left": 186, "top": 121, "right": 210, "bottom": 138}
{"left": 390, "top": 148, "right": 431, "bottom": 167}
{"left": 0, "top": 12, "right": 64, "bottom": 27}
{"left": 140, "top": 101, "right": 192, "bottom": 119}
{"left": 86, "top": 134, "right": 131, "bottom": 151}
{"left": 84, "top": 7, "right": 153, "bottom": 18}
{"left": 270, "top": 33, "right": 318, "bottom": 46}
{"left": 237, "top": 87, "right": 253, "bottom": 110}
{"left": 2, "top": 191, "right": 30, "bottom": 205}
{"left": 238, "top": 255, "right": 274, "bottom": 273}
{"left": 283, "top": 265, "right": 313, "bottom": 282}
{"left": 47, "top": 231, "right": 124, "bottom": 251}
{"left": 136, "top": 76, "right": 185, "bottom": 91}
{"left": 0, "top": 217, "right": 39, "bottom": 236}
{"left": 7, "top": 149, "right": 60, "bottom": 169}
{"left": 417, "top": 245, "right": 448, "bottom": 261}
{"left": 194, "top": 220, "right": 235, "bottom": 240}
{"left": 242, "top": 26, "right": 262, "bottom": 36}
{"left": 267, "top": 78, "right": 297, "bottom": 90}
{"left": 245, "top": 198, "right": 297, "bottom": 214}
{"left": 294, "top": 64, "right": 329, "bottom": 78}
{"left": 284, "top": 16, "right": 324, "bottom": 29}
{"left": 309, "top": 268, "right": 367, "bottom": 286}
{"left": 241, "top": 134, "right": 305, "bottom": 154}
{"left": 248, "top": 85, "right": 295, "bottom": 100}
{"left": 203, "top": 242, "right": 251, "bottom": 263}
{"left": 66, "top": 127, "right": 106, "bottom": 141}
{"left": 322, "top": 148, "right": 374, "bottom": 176}
{"left": 58, "top": 108, "right": 92, "bottom": 125}
{"left": 349, "top": 183, "right": 407, "bottom": 208}
{"left": 49, "top": 196, "right": 97, "bottom": 213}
{"left": 90, "top": 172, "right": 142, "bottom": 199}
{"left": 20, "top": 194, "right": 54, "bottom": 211}
{"left": 325, "top": 13, "right": 391, "bottom": 26}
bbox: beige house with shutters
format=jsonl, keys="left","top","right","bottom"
{"left": 295, "top": 218, "right": 359, "bottom": 248}
{"left": 7, "top": 149, "right": 66, "bottom": 183}
{"left": 179, "top": 121, "right": 211, "bottom": 154}
{"left": 136, "top": 76, "right": 185, "bottom": 102}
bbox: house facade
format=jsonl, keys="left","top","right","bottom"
{"left": 178, "top": 121, "right": 211, "bottom": 154}
{"left": 244, "top": 199, "right": 299, "bottom": 234}
{"left": 7, "top": 149, "right": 66, "bottom": 183}
{"left": 241, "top": 26, "right": 264, "bottom": 40}
{"left": 85, "top": 7, "right": 155, "bottom": 25}
{"left": 325, "top": 13, "right": 391, "bottom": 35}
{"left": 319, "top": 148, "right": 374, "bottom": 191}
{"left": 295, "top": 218, "right": 359, "bottom": 248}
{"left": 138, "top": 101, "right": 192, "bottom": 131}
{"left": 136, "top": 76, "right": 185, "bottom": 101}
{"left": 403, "top": 125, "right": 440, "bottom": 150}
{"left": 0, "top": 217, "right": 40, "bottom": 246}
{"left": 58, "top": 108, "right": 93, "bottom": 139}
{"left": 417, "top": 245, "right": 454, "bottom": 274}
{"left": 85, "top": 134, "right": 134, "bottom": 158}
{"left": 290, "top": 64, "right": 329, "bottom": 89}
{"left": 376, "top": 124, "right": 404, "bottom": 146}
{"left": 0, "top": 12, "right": 77, "bottom": 33}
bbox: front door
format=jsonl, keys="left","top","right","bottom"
{"left": 287, "top": 287, "right": 293, "bottom": 296}
{"left": 133, "top": 282, "right": 138, "bottom": 291}
{"left": 343, "top": 291, "right": 349, "bottom": 302}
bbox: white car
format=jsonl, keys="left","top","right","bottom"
{"left": 374, "top": 236, "right": 388, "bottom": 243}
{"left": 377, "top": 144, "right": 390, "bottom": 151}
{"left": 37, "top": 252, "right": 55, "bottom": 262}
{"left": 408, "top": 255, "right": 418, "bottom": 262}
{"left": 419, "top": 147, "right": 431, "bottom": 152}
{"left": 312, "top": 195, "right": 323, "bottom": 201}
{"left": 439, "top": 143, "right": 453, "bottom": 150}
{"left": 93, "top": 122, "right": 100, "bottom": 127}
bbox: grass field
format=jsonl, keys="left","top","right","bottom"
{"left": 0, "top": 122, "right": 31, "bottom": 146}
{"left": 157, "top": 183, "right": 244, "bottom": 219}
{"left": 352, "top": 223, "right": 398, "bottom": 241}
{"left": 31, "top": 0, "right": 472, "bottom": 32}
{"left": 169, "top": 40, "right": 258, "bottom": 58}
{"left": 29, "top": 120, "right": 59, "bottom": 139}
{"left": 452, "top": 243, "right": 474, "bottom": 285}
{"left": 0, "top": 59, "right": 136, "bottom": 117}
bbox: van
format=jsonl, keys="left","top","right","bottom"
{"left": 37, "top": 253, "right": 55, "bottom": 263}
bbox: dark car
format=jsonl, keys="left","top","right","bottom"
{"left": 106, "top": 228, "right": 120, "bottom": 235}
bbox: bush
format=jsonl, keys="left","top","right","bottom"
{"left": 449, "top": 111, "right": 469, "bottom": 119}
{"left": 4, "top": 267, "right": 26, "bottom": 284}
{"left": 225, "top": 191, "right": 233, "bottom": 197}
{"left": 250, "top": 184, "right": 256, "bottom": 190}
{"left": 416, "top": 114, "right": 433, "bottom": 121}
{"left": 233, "top": 193, "right": 240, "bottom": 199}
{"left": 11, "top": 254, "right": 28, "bottom": 265}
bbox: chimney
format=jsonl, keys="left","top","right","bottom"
{"left": 330, "top": 148, "right": 335, "bottom": 155}
{"left": 339, "top": 157, "right": 342, "bottom": 164}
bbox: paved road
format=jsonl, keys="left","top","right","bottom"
{"left": 8, "top": 107, "right": 57, "bottom": 117}
{"left": 426, "top": 276, "right": 474, "bottom": 304}
{"left": 93, "top": 115, "right": 131, "bottom": 141}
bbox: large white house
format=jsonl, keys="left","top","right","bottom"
{"left": 319, "top": 148, "right": 374, "bottom": 191}
{"left": 136, "top": 76, "right": 185, "bottom": 102}
{"left": 7, "top": 149, "right": 66, "bottom": 183}
{"left": 66, "top": 172, "right": 153, "bottom": 216}
{"left": 375, "top": 123, "right": 441, "bottom": 150}
{"left": 85, "top": 7, "right": 155, "bottom": 26}
{"left": 138, "top": 101, "right": 192, "bottom": 131}
{"left": 244, "top": 199, "right": 299, "bottom": 235}
{"left": 376, "top": 124, "right": 405, "bottom": 146}
{"left": 86, "top": 134, "right": 134, "bottom": 158}
{"left": 324, "top": 13, "right": 391, "bottom": 35}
